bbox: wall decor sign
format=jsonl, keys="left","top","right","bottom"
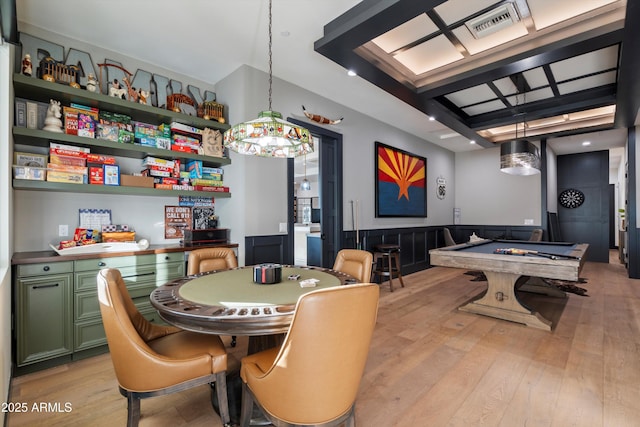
{"left": 436, "top": 176, "right": 446, "bottom": 200}
{"left": 375, "top": 141, "right": 427, "bottom": 217}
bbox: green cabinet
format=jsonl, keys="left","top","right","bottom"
{"left": 14, "top": 252, "right": 186, "bottom": 370}
{"left": 15, "top": 262, "right": 73, "bottom": 366}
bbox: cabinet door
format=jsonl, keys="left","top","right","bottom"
{"left": 16, "top": 274, "right": 73, "bottom": 366}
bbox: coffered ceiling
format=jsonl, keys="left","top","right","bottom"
{"left": 15, "top": 0, "right": 638, "bottom": 158}
{"left": 315, "top": 0, "right": 639, "bottom": 153}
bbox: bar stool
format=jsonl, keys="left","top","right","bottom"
{"left": 372, "top": 243, "right": 404, "bottom": 292}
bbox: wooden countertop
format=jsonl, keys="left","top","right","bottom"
{"left": 12, "top": 242, "right": 239, "bottom": 265}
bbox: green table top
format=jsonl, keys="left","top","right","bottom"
{"left": 179, "top": 266, "right": 342, "bottom": 307}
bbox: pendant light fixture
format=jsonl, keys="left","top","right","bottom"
{"left": 300, "top": 154, "right": 311, "bottom": 190}
{"left": 223, "top": 0, "right": 313, "bottom": 158}
{"left": 500, "top": 82, "right": 540, "bottom": 176}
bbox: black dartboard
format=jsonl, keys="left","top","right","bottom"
{"left": 559, "top": 188, "right": 585, "bottom": 209}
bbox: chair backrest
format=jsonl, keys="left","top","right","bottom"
{"left": 444, "top": 227, "right": 456, "bottom": 246}
{"left": 187, "top": 247, "right": 238, "bottom": 275}
{"left": 97, "top": 268, "right": 187, "bottom": 391}
{"left": 529, "top": 229, "right": 543, "bottom": 241}
{"left": 243, "top": 283, "right": 379, "bottom": 424}
{"left": 332, "top": 249, "right": 373, "bottom": 282}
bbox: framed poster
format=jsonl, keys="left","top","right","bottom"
{"left": 375, "top": 141, "right": 427, "bottom": 217}
{"left": 164, "top": 206, "right": 192, "bottom": 239}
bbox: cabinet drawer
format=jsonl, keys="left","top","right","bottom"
{"left": 74, "top": 319, "right": 107, "bottom": 351}
{"left": 155, "top": 252, "right": 185, "bottom": 264}
{"left": 74, "top": 254, "right": 156, "bottom": 272}
{"left": 74, "top": 262, "right": 181, "bottom": 292}
{"left": 17, "top": 261, "right": 73, "bottom": 278}
{"left": 75, "top": 291, "right": 101, "bottom": 322}
{"left": 75, "top": 291, "right": 155, "bottom": 322}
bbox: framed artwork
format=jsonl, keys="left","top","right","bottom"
{"left": 375, "top": 141, "right": 427, "bottom": 217}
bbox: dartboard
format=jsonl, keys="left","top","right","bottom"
{"left": 559, "top": 188, "right": 585, "bottom": 209}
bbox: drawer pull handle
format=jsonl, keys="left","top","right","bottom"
{"left": 165, "top": 256, "right": 170, "bottom": 260}
{"left": 98, "top": 262, "right": 106, "bottom": 267}
{"left": 33, "top": 284, "right": 59, "bottom": 290}
{"left": 121, "top": 272, "right": 156, "bottom": 279}
{"left": 43, "top": 266, "right": 50, "bottom": 272}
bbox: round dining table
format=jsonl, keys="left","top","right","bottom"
{"left": 150, "top": 265, "right": 357, "bottom": 353}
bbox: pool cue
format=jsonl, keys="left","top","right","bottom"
{"left": 494, "top": 248, "right": 582, "bottom": 260}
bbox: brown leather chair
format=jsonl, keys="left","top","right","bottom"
{"left": 529, "top": 229, "right": 543, "bottom": 241}
{"left": 187, "top": 247, "right": 238, "bottom": 275}
{"left": 444, "top": 227, "right": 457, "bottom": 246}
{"left": 239, "top": 283, "right": 380, "bottom": 427}
{"left": 187, "top": 247, "right": 239, "bottom": 347}
{"left": 332, "top": 248, "right": 373, "bottom": 282}
{"left": 97, "top": 268, "right": 231, "bottom": 427}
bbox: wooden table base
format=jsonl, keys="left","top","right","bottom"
{"left": 459, "top": 271, "right": 558, "bottom": 331}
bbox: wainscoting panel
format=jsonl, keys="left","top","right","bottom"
{"left": 244, "top": 235, "right": 287, "bottom": 265}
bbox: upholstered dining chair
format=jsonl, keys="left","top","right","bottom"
{"left": 529, "top": 229, "right": 543, "bottom": 242}
{"left": 239, "top": 283, "right": 380, "bottom": 427}
{"left": 187, "top": 247, "right": 238, "bottom": 275}
{"left": 332, "top": 248, "right": 373, "bottom": 282}
{"left": 187, "top": 247, "right": 239, "bottom": 347}
{"left": 444, "top": 227, "right": 457, "bottom": 246}
{"left": 97, "top": 268, "right": 231, "bottom": 427}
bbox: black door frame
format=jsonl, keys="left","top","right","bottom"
{"left": 286, "top": 118, "right": 343, "bottom": 266}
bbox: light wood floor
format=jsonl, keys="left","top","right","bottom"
{"left": 6, "top": 250, "right": 640, "bottom": 427}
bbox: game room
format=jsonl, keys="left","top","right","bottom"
{"left": 1, "top": 0, "right": 639, "bottom": 426}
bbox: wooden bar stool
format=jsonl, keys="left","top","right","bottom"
{"left": 372, "top": 243, "right": 404, "bottom": 292}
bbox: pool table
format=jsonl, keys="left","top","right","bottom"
{"left": 429, "top": 239, "right": 589, "bottom": 330}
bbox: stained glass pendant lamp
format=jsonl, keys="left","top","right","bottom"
{"left": 223, "top": 0, "right": 313, "bottom": 158}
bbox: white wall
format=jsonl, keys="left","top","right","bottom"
{"left": 1, "top": 40, "right": 14, "bottom": 413}
{"left": 215, "top": 65, "right": 458, "bottom": 251}
{"left": 547, "top": 144, "right": 558, "bottom": 213}
{"left": 454, "top": 145, "right": 542, "bottom": 225}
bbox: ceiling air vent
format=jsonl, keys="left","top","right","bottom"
{"left": 465, "top": 3, "right": 520, "bottom": 39}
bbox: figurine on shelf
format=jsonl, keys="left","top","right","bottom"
{"left": 138, "top": 88, "right": 150, "bottom": 105}
{"left": 86, "top": 73, "right": 98, "bottom": 92}
{"left": 108, "top": 79, "right": 127, "bottom": 99}
{"left": 42, "top": 99, "right": 63, "bottom": 133}
{"left": 21, "top": 54, "right": 33, "bottom": 76}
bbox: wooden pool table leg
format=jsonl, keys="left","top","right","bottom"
{"left": 459, "top": 271, "right": 552, "bottom": 331}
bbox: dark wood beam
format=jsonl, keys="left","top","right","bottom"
{"left": 614, "top": 0, "right": 640, "bottom": 128}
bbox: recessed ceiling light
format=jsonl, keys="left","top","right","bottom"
{"left": 347, "top": 70, "right": 357, "bottom": 77}
{"left": 582, "top": 141, "right": 591, "bottom": 146}
{"left": 429, "top": 116, "right": 435, "bottom": 121}
{"left": 470, "top": 140, "right": 476, "bottom": 144}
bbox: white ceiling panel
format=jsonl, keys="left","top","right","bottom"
{"left": 434, "top": 0, "right": 498, "bottom": 25}
{"left": 462, "top": 99, "right": 507, "bottom": 115}
{"left": 394, "top": 34, "right": 464, "bottom": 75}
{"left": 453, "top": 22, "right": 528, "bottom": 55}
{"left": 445, "top": 84, "right": 496, "bottom": 106}
{"left": 522, "top": 67, "right": 549, "bottom": 89}
{"left": 557, "top": 70, "right": 617, "bottom": 94}
{"left": 493, "top": 77, "right": 518, "bottom": 96}
{"left": 528, "top": 0, "right": 620, "bottom": 30}
{"left": 505, "top": 87, "right": 554, "bottom": 105}
{"left": 550, "top": 45, "right": 619, "bottom": 81}
{"left": 372, "top": 14, "right": 438, "bottom": 53}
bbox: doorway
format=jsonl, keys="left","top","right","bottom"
{"left": 287, "top": 118, "right": 343, "bottom": 268}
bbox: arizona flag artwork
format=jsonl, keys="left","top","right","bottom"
{"left": 376, "top": 142, "right": 427, "bottom": 217}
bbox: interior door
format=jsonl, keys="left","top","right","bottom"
{"left": 287, "top": 118, "right": 343, "bottom": 268}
